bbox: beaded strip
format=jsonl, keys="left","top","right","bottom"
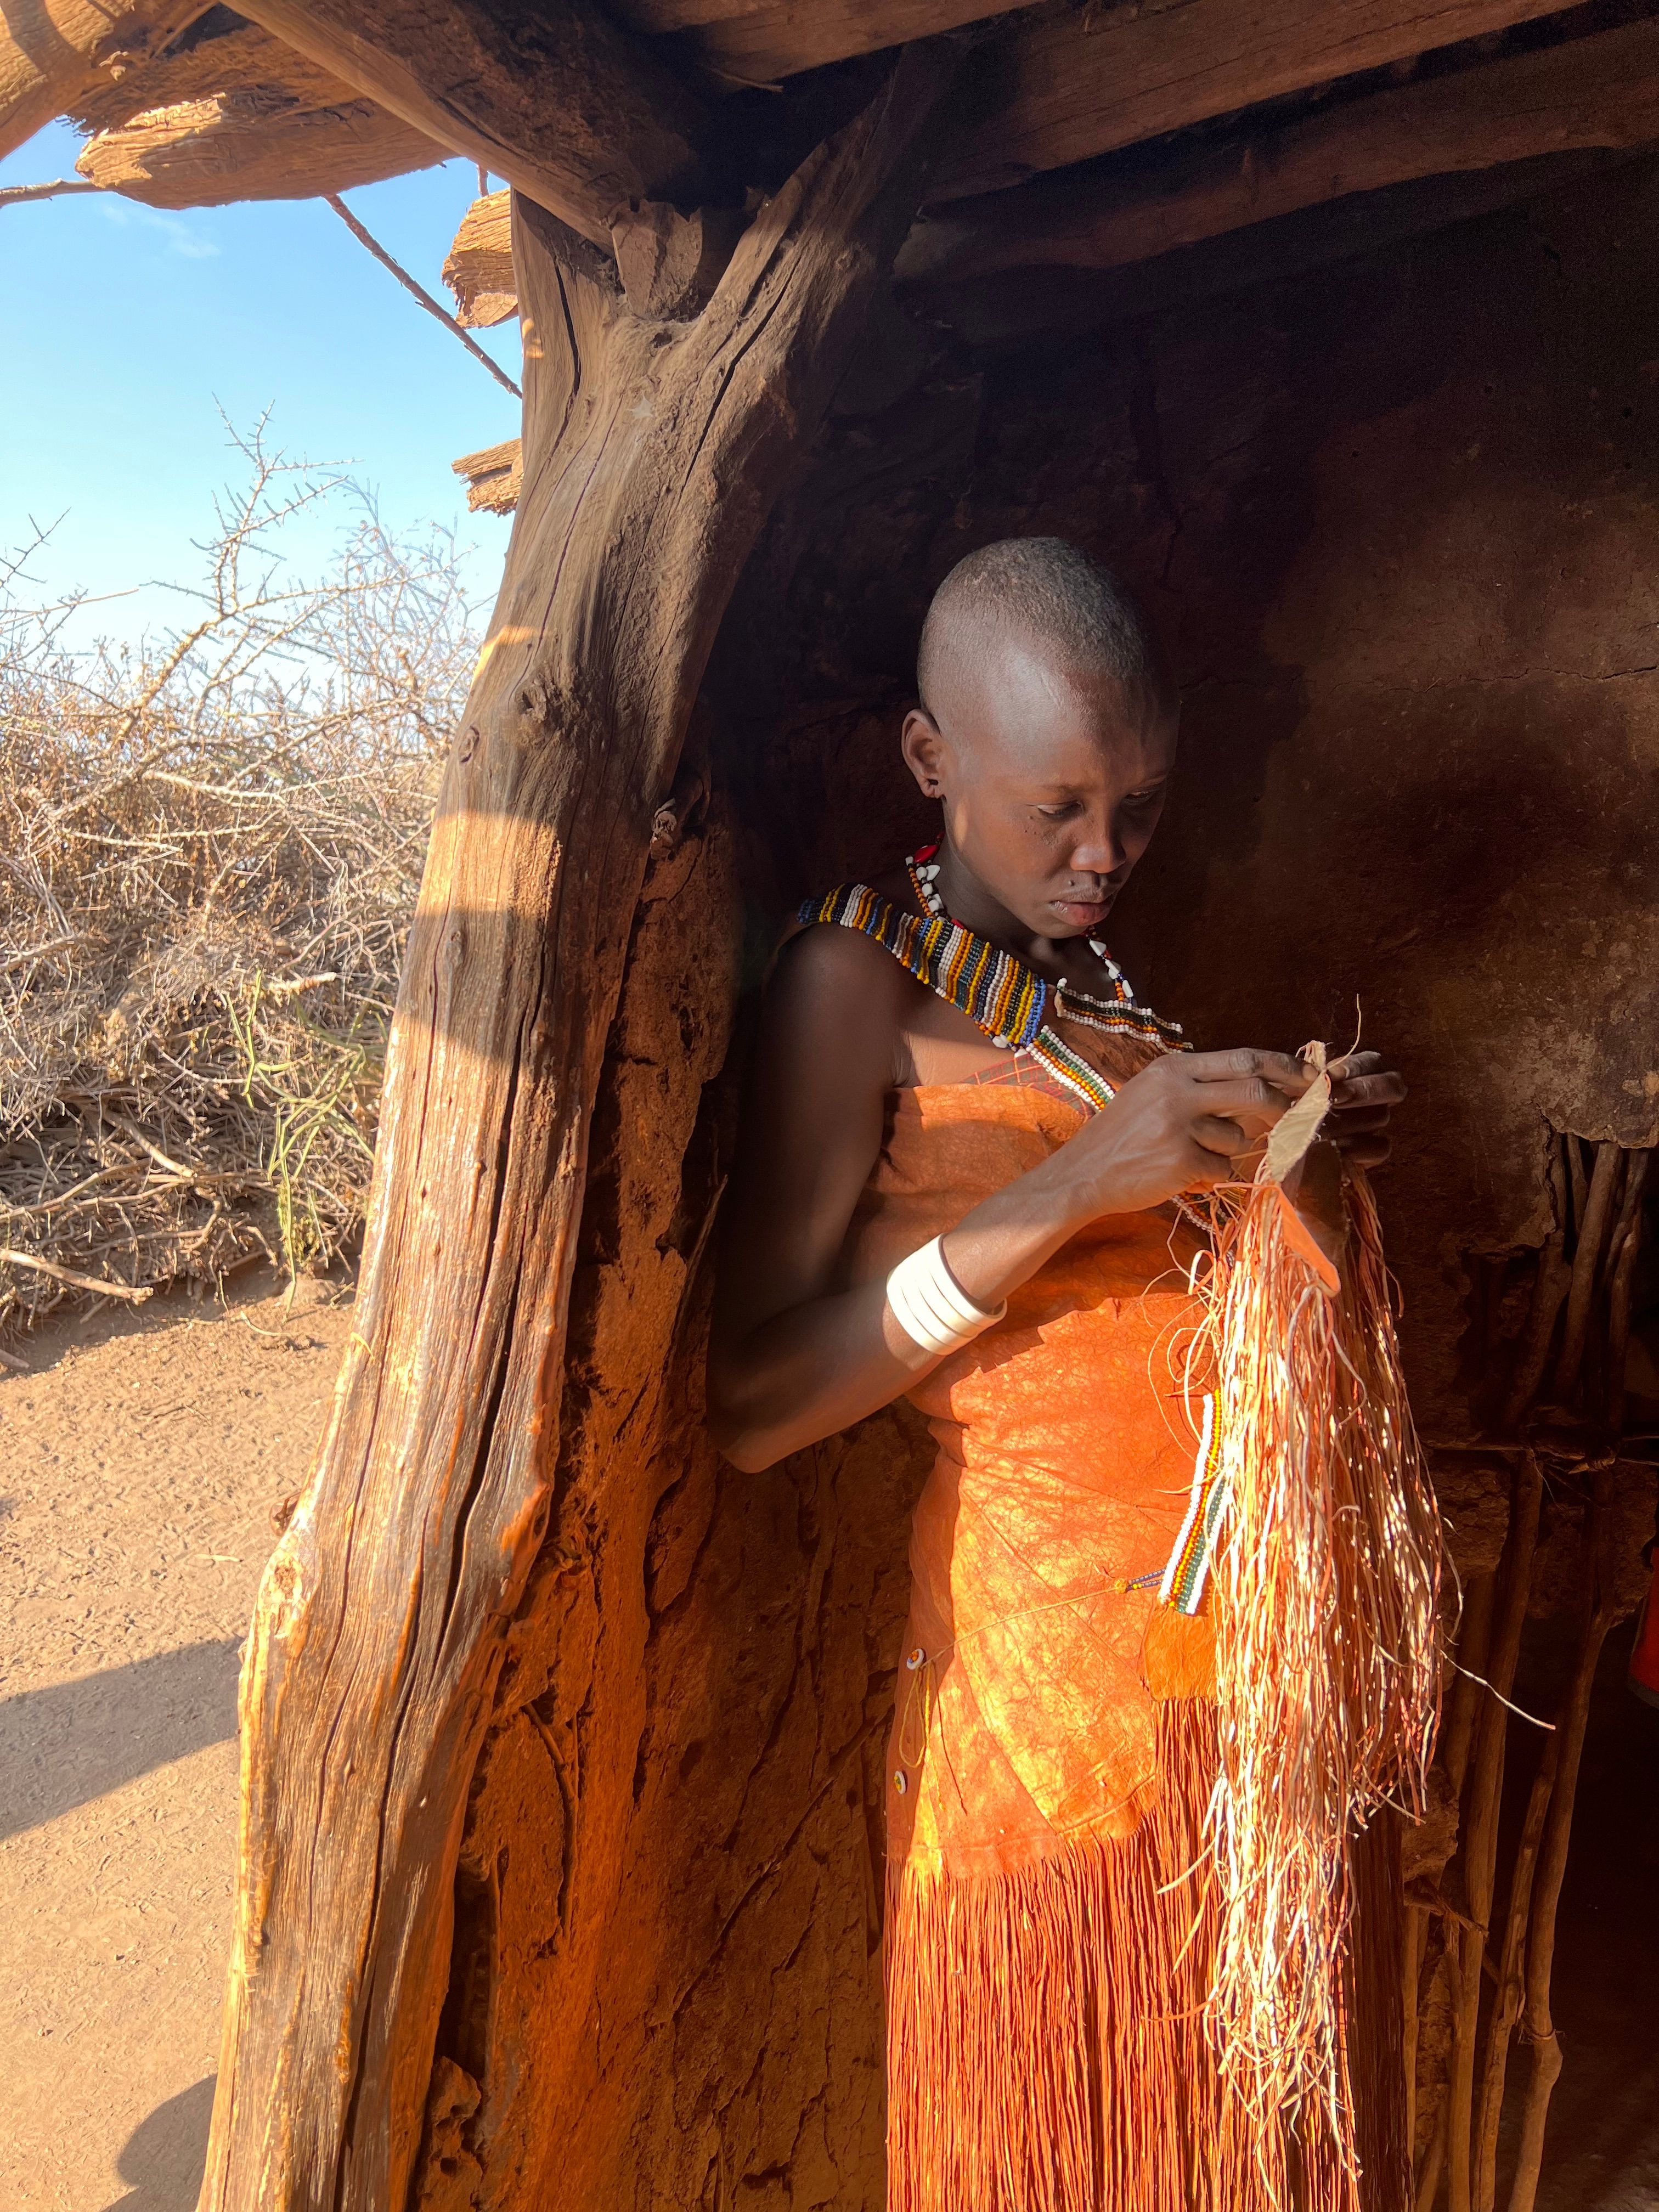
{"left": 801, "top": 881, "right": 1048, "bottom": 1050}
{"left": 1029, "top": 1025, "right": 1121, "bottom": 1111}
{"left": 1158, "top": 1393, "right": 1227, "bottom": 1615}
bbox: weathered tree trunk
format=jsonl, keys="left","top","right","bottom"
{"left": 200, "top": 53, "right": 949, "bottom": 2211}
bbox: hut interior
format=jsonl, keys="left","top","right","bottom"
{"left": 8, "top": 3, "right": 1658, "bottom": 2208}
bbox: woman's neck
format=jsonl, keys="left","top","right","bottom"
{"left": 928, "top": 844, "right": 1076, "bottom": 983}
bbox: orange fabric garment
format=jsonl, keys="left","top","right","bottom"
{"left": 839, "top": 1040, "right": 1408, "bottom": 2212}
{"left": 842, "top": 1071, "right": 1216, "bottom": 1879}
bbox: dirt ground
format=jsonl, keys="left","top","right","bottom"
{"left": 0, "top": 1268, "right": 355, "bottom": 2212}
{"left": 0, "top": 1265, "right": 1651, "bottom": 2210}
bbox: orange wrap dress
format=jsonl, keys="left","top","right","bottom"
{"left": 800, "top": 880, "right": 1408, "bottom": 2212}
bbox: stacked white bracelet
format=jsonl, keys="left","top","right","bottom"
{"left": 885, "top": 1235, "right": 1007, "bottom": 1357}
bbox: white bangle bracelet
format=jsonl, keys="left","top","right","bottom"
{"left": 885, "top": 1235, "right": 1007, "bottom": 1357}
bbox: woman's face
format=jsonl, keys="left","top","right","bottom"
{"left": 900, "top": 634, "right": 1178, "bottom": 944}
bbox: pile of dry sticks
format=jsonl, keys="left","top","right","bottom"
{"left": 0, "top": 426, "right": 476, "bottom": 1337}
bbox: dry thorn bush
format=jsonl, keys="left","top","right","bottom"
{"left": 0, "top": 420, "right": 480, "bottom": 1333}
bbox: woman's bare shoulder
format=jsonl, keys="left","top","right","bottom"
{"left": 769, "top": 915, "right": 917, "bottom": 1034}
{"left": 776, "top": 865, "right": 921, "bottom": 1001}
{"left": 731, "top": 921, "right": 915, "bottom": 1192}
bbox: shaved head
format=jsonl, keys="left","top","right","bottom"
{"left": 899, "top": 538, "right": 1178, "bottom": 949}
{"left": 917, "top": 538, "right": 1171, "bottom": 725}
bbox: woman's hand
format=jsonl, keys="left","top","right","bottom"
{"left": 1324, "top": 1050, "right": 1406, "bottom": 1168}
{"left": 1040, "top": 1047, "right": 1316, "bottom": 1222}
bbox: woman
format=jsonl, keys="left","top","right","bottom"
{"left": 708, "top": 538, "right": 1408, "bottom": 2211}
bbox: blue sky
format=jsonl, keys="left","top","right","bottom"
{"left": 1, "top": 121, "right": 520, "bottom": 645}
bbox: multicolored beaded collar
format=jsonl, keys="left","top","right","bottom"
{"left": 796, "top": 845, "right": 1186, "bottom": 1115}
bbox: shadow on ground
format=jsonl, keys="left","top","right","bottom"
{"left": 102, "top": 2075, "right": 215, "bottom": 2211}
{"left": 0, "top": 1640, "right": 240, "bottom": 1841}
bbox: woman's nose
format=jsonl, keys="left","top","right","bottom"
{"left": 1069, "top": 825, "right": 1124, "bottom": 876}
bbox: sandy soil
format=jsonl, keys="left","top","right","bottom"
{"left": 0, "top": 1269, "right": 354, "bottom": 2212}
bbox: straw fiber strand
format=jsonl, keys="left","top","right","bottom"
{"left": 1198, "top": 1164, "right": 1442, "bottom": 2166}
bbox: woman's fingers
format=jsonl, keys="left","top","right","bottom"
{"left": 1142, "top": 1048, "right": 1403, "bottom": 1182}
{"left": 1184, "top": 1047, "right": 1310, "bottom": 1090}
{"left": 1183, "top": 1049, "right": 1405, "bottom": 1108}
{"left": 1331, "top": 1132, "right": 1391, "bottom": 1166}
{"left": 1186, "top": 1074, "right": 1296, "bottom": 1119}
{"left": 1331, "top": 1069, "right": 1406, "bottom": 1109}
{"left": 1327, "top": 1103, "right": 1392, "bottom": 1133}
{"left": 1191, "top": 1113, "right": 1248, "bottom": 1156}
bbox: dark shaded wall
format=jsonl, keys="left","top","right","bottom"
{"left": 724, "top": 154, "right": 1659, "bottom": 1434}
{"left": 430, "top": 160, "right": 1659, "bottom": 2212}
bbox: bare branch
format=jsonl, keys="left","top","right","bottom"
{"left": 325, "top": 191, "right": 522, "bottom": 399}
{"left": 0, "top": 1249, "right": 153, "bottom": 1299}
{"left": 0, "top": 178, "right": 101, "bottom": 209}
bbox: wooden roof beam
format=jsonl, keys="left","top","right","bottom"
{"left": 903, "top": 14, "right": 1659, "bottom": 286}
{"left": 76, "top": 89, "right": 445, "bottom": 206}
{"left": 71, "top": 17, "right": 377, "bottom": 133}
{"left": 230, "top": 0, "right": 713, "bottom": 244}
{"left": 606, "top": 0, "right": 1031, "bottom": 86}
{"left": 67, "top": 15, "right": 448, "bottom": 210}
{"left": 929, "top": 144, "right": 1626, "bottom": 349}
{"left": 933, "top": 0, "right": 1585, "bottom": 202}
{"left": 1, "top": 0, "right": 208, "bottom": 163}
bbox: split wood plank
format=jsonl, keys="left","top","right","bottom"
{"left": 451, "top": 435, "right": 522, "bottom": 512}
{"left": 71, "top": 18, "right": 363, "bottom": 131}
{"left": 77, "top": 89, "right": 445, "bottom": 206}
{"left": 231, "top": 0, "right": 711, "bottom": 244}
{"left": 932, "top": 0, "right": 1582, "bottom": 201}
{"left": 443, "top": 189, "right": 516, "bottom": 325}
{"left": 608, "top": 0, "right": 1029, "bottom": 83}
{"left": 1, "top": 0, "right": 207, "bottom": 164}
{"left": 199, "top": 48, "right": 953, "bottom": 2212}
{"left": 903, "top": 17, "right": 1659, "bottom": 283}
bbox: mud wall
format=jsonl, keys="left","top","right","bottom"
{"left": 420, "top": 158, "right": 1659, "bottom": 2210}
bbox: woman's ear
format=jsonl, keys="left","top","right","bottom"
{"left": 900, "top": 707, "right": 948, "bottom": 800}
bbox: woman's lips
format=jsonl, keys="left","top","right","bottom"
{"left": 1051, "top": 893, "right": 1115, "bottom": 928}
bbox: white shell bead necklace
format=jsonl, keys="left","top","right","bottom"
{"left": 913, "top": 854, "right": 1132, "bottom": 1012}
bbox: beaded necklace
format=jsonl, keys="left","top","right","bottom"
{"left": 796, "top": 844, "right": 1186, "bottom": 1115}
{"left": 907, "top": 843, "right": 1184, "bottom": 1041}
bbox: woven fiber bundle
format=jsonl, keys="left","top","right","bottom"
{"left": 1196, "top": 1051, "right": 1445, "bottom": 2185}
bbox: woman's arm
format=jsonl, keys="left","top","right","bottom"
{"left": 708, "top": 928, "right": 1348, "bottom": 1472}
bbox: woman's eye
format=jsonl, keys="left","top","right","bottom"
{"left": 1036, "top": 803, "right": 1079, "bottom": 821}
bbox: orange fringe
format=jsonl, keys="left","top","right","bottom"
{"left": 885, "top": 1703, "right": 1409, "bottom": 2212}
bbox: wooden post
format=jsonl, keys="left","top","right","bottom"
{"left": 1444, "top": 1454, "right": 1542, "bottom": 2212}
{"left": 1505, "top": 1467, "right": 1622, "bottom": 2212}
{"left": 199, "top": 52, "right": 950, "bottom": 2211}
